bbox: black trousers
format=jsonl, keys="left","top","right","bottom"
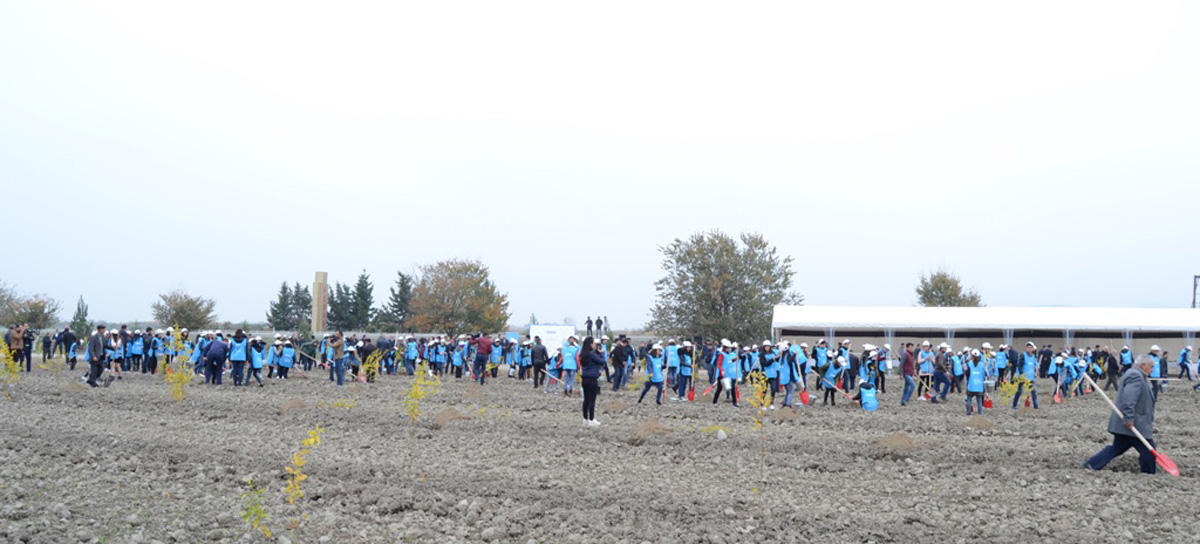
{"left": 533, "top": 363, "right": 546, "bottom": 387}
{"left": 144, "top": 355, "right": 158, "bottom": 374}
{"left": 582, "top": 376, "right": 600, "bottom": 420}
{"left": 875, "top": 372, "right": 886, "bottom": 394}
{"left": 86, "top": 361, "right": 104, "bottom": 386}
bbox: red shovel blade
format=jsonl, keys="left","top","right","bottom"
{"left": 983, "top": 396, "right": 993, "bottom": 409}
{"left": 701, "top": 384, "right": 715, "bottom": 397}
{"left": 687, "top": 388, "right": 695, "bottom": 401}
{"left": 1153, "top": 449, "right": 1181, "bottom": 477}
{"left": 800, "top": 389, "right": 811, "bottom": 405}
{"left": 1024, "top": 397, "right": 1031, "bottom": 407}
{"left": 1053, "top": 390, "right": 1062, "bottom": 404}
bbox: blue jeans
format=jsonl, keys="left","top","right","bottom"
{"left": 901, "top": 375, "right": 916, "bottom": 405}
{"left": 562, "top": 369, "right": 577, "bottom": 393}
{"left": 611, "top": 364, "right": 625, "bottom": 391}
{"left": 404, "top": 357, "right": 416, "bottom": 376}
{"left": 782, "top": 382, "right": 795, "bottom": 406}
{"left": 1086, "top": 433, "right": 1157, "bottom": 473}
{"left": 933, "top": 371, "right": 951, "bottom": 399}
{"left": 1011, "top": 381, "right": 1039, "bottom": 409}
{"left": 473, "top": 354, "right": 487, "bottom": 385}
{"left": 676, "top": 373, "right": 691, "bottom": 397}
{"left": 334, "top": 357, "right": 346, "bottom": 386}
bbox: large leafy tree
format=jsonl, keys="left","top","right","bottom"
{"left": 265, "top": 283, "right": 295, "bottom": 330}
{"left": 152, "top": 290, "right": 216, "bottom": 330}
{"left": 648, "top": 230, "right": 803, "bottom": 342}
{"left": 373, "top": 271, "right": 413, "bottom": 332}
{"left": 409, "top": 259, "right": 509, "bottom": 338}
{"left": 3, "top": 294, "right": 62, "bottom": 329}
{"left": 69, "top": 296, "right": 91, "bottom": 338}
{"left": 915, "top": 269, "right": 983, "bottom": 307}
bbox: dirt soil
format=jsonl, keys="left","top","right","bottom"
{"left": 2, "top": 370, "right": 1198, "bottom": 543}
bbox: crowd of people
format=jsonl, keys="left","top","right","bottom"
{"left": 6, "top": 321, "right": 1179, "bottom": 474}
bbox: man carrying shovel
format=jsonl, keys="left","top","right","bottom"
{"left": 1083, "top": 355, "right": 1162, "bottom": 474}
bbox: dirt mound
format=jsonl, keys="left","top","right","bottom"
{"left": 627, "top": 417, "right": 671, "bottom": 446}
{"left": 965, "top": 415, "right": 995, "bottom": 431}
{"left": 432, "top": 407, "right": 469, "bottom": 429}
{"left": 872, "top": 432, "right": 918, "bottom": 453}
{"left": 278, "top": 397, "right": 306, "bottom": 415}
{"left": 62, "top": 381, "right": 87, "bottom": 393}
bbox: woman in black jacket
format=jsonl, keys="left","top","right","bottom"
{"left": 580, "top": 337, "right": 606, "bottom": 426}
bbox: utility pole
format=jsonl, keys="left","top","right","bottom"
{"left": 1194, "top": 275, "right": 1199, "bottom": 308}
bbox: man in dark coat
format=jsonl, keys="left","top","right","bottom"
{"left": 1083, "top": 355, "right": 1158, "bottom": 474}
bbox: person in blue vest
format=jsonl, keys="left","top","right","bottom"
{"left": 108, "top": 332, "right": 125, "bottom": 379}
{"left": 811, "top": 339, "right": 830, "bottom": 391}
{"left": 1012, "top": 342, "right": 1040, "bottom": 409}
{"left": 191, "top": 332, "right": 208, "bottom": 376}
{"left": 760, "top": 340, "right": 780, "bottom": 408}
{"left": 278, "top": 340, "right": 296, "bottom": 379}
{"left": 916, "top": 341, "right": 935, "bottom": 399}
{"left": 1146, "top": 345, "right": 1163, "bottom": 400}
{"left": 141, "top": 328, "right": 158, "bottom": 375}
{"left": 949, "top": 348, "right": 965, "bottom": 394}
{"left": 965, "top": 349, "right": 987, "bottom": 415}
{"left": 1177, "top": 345, "right": 1192, "bottom": 381}
{"left": 403, "top": 336, "right": 418, "bottom": 376}
{"left": 638, "top": 343, "right": 666, "bottom": 405}
{"left": 665, "top": 340, "right": 680, "bottom": 391}
{"left": 67, "top": 336, "right": 81, "bottom": 371}
{"left": 801, "top": 338, "right": 811, "bottom": 389}
{"left": 246, "top": 336, "right": 265, "bottom": 387}
{"left": 852, "top": 377, "right": 879, "bottom": 411}
{"left": 711, "top": 340, "right": 739, "bottom": 407}
{"left": 673, "top": 340, "right": 695, "bottom": 401}
{"left": 227, "top": 329, "right": 249, "bottom": 386}
{"left": 822, "top": 355, "right": 845, "bottom": 406}
{"left": 778, "top": 341, "right": 800, "bottom": 407}
{"left": 994, "top": 343, "right": 1009, "bottom": 384}
{"left": 561, "top": 336, "right": 580, "bottom": 397}
{"left": 839, "top": 340, "right": 854, "bottom": 392}
{"left": 129, "top": 331, "right": 144, "bottom": 373}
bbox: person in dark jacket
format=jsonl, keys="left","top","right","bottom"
{"left": 204, "top": 333, "right": 229, "bottom": 385}
{"left": 1083, "top": 355, "right": 1158, "bottom": 473}
{"left": 530, "top": 336, "right": 549, "bottom": 389}
{"left": 86, "top": 324, "right": 112, "bottom": 388}
{"left": 580, "top": 336, "right": 606, "bottom": 426}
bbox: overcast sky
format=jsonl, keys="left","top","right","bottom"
{"left": 2, "top": 1, "right": 1198, "bottom": 328}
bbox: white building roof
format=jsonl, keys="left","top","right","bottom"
{"left": 772, "top": 305, "right": 1200, "bottom": 333}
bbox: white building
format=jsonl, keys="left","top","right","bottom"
{"left": 771, "top": 305, "right": 1200, "bottom": 356}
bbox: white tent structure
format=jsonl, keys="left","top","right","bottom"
{"left": 772, "top": 305, "right": 1200, "bottom": 354}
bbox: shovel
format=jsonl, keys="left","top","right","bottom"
{"left": 1079, "top": 372, "right": 1180, "bottom": 477}
{"left": 687, "top": 373, "right": 695, "bottom": 401}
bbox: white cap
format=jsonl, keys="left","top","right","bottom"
{"left": 356, "top": 341, "right": 364, "bottom": 348}
{"left": 971, "top": 349, "right": 981, "bottom": 357}
{"left": 883, "top": 344, "right": 891, "bottom": 350}
{"left": 1188, "top": 346, "right": 1193, "bottom": 351}
{"left": 817, "top": 338, "right": 827, "bottom": 345}
{"left": 836, "top": 356, "right": 846, "bottom": 364}
{"left": 155, "top": 329, "right": 163, "bottom": 334}
{"left": 347, "top": 346, "right": 356, "bottom": 352}
{"left": 778, "top": 340, "right": 789, "bottom": 348}
{"left": 732, "top": 342, "right": 740, "bottom": 348}
{"left": 762, "top": 340, "right": 772, "bottom": 346}
{"left": 652, "top": 343, "right": 663, "bottom": 350}
{"left": 667, "top": 338, "right": 676, "bottom": 344}
{"left": 274, "top": 340, "right": 283, "bottom": 346}
{"left": 999, "top": 344, "right": 1007, "bottom": 349}
{"left": 601, "top": 335, "right": 609, "bottom": 340}
{"left": 862, "top": 343, "right": 876, "bottom": 351}
{"left": 275, "top": 333, "right": 283, "bottom": 338}
{"left": 181, "top": 328, "right": 188, "bottom": 333}
{"left": 981, "top": 342, "right": 993, "bottom": 350}
{"left": 1026, "top": 341, "right": 1036, "bottom": 347}
{"left": 1122, "top": 345, "right": 1129, "bottom": 350}
{"left": 938, "top": 342, "right": 949, "bottom": 349}
{"left": 800, "top": 342, "right": 809, "bottom": 348}
{"left": 682, "top": 341, "right": 693, "bottom": 347}
{"left": 866, "top": 350, "right": 877, "bottom": 358}
{"left": 1054, "top": 356, "right": 1064, "bottom": 364}
{"left": 1150, "top": 345, "right": 1161, "bottom": 352}
{"left": 841, "top": 339, "right": 851, "bottom": 345}
{"left": 721, "top": 339, "right": 732, "bottom": 348}
{"left": 921, "top": 340, "right": 931, "bottom": 347}
{"left": 254, "top": 336, "right": 262, "bottom": 341}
